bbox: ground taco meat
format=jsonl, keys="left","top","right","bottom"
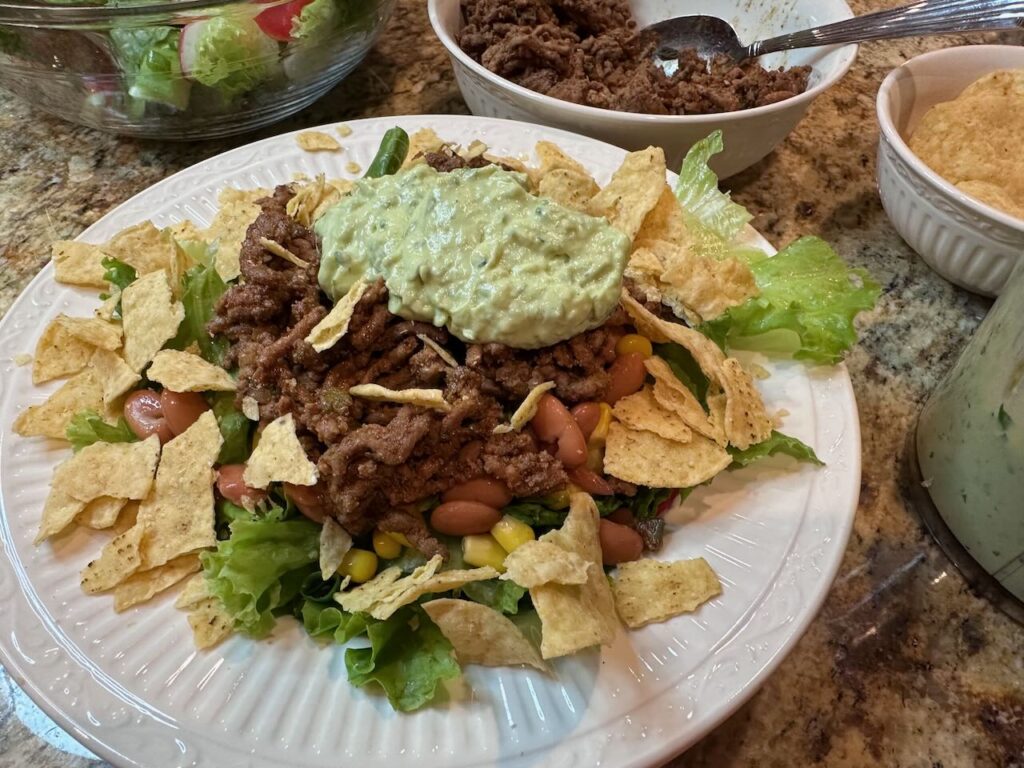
{"left": 210, "top": 185, "right": 636, "bottom": 558}
{"left": 457, "top": 0, "right": 811, "bottom": 114}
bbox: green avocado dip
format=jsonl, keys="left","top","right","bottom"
{"left": 315, "top": 163, "right": 630, "bottom": 349}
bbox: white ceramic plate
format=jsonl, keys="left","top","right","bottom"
{"left": 0, "top": 115, "right": 860, "bottom": 768}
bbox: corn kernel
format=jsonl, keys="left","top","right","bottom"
{"left": 384, "top": 531, "right": 412, "bottom": 548}
{"left": 542, "top": 488, "right": 571, "bottom": 509}
{"left": 590, "top": 403, "right": 613, "bottom": 444}
{"left": 462, "top": 534, "right": 507, "bottom": 572}
{"left": 491, "top": 515, "right": 535, "bottom": 553}
{"left": 338, "top": 548, "right": 378, "bottom": 583}
{"left": 586, "top": 443, "right": 604, "bottom": 473}
{"left": 616, "top": 333, "right": 653, "bottom": 358}
{"left": 372, "top": 530, "right": 402, "bottom": 559}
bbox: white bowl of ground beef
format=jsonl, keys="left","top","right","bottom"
{"left": 428, "top": 0, "right": 857, "bottom": 178}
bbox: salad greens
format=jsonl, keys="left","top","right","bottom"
{"left": 729, "top": 431, "right": 823, "bottom": 468}
{"left": 66, "top": 410, "right": 138, "bottom": 451}
{"left": 211, "top": 393, "right": 250, "bottom": 465}
{"left": 110, "top": 28, "right": 190, "bottom": 111}
{"left": 168, "top": 239, "right": 229, "bottom": 365}
{"left": 180, "top": 16, "right": 279, "bottom": 102}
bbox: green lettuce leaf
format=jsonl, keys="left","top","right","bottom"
{"left": 291, "top": 0, "right": 344, "bottom": 40}
{"left": 652, "top": 342, "right": 710, "bottom": 406}
{"left": 461, "top": 579, "right": 527, "bottom": 615}
{"left": 186, "top": 16, "right": 279, "bottom": 101}
{"left": 200, "top": 516, "right": 320, "bottom": 637}
{"left": 300, "top": 602, "right": 370, "bottom": 643}
{"left": 101, "top": 256, "right": 137, "bottom": 291}
{"left": 66, "top": 410, "right": 138, "bottom": 452}
{"left": 700, "top": 236, "right": 881, "bottom": 364}
{"left": 729, "top": 430, "right": 823, "bottom": 468}
{"left": 675, "top": 131, "right": 751, "bottom": 241}
{"left": 211, "top": 393, "right": 250, "bottom": 465}
{"left": 345, "top": 606, "right": 460, "bottom": 712}
{"left": 168, "top": 240, "right": 229, "bottom": 365}
{"left": 110, "top": 27, "right": 190, "bottom": 110}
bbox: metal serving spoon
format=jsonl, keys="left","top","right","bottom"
{"left": 645, "top": 0, "right": 1024, "bottom": 64}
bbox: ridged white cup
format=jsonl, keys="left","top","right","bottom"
{"left": 876, "top": 45, "right": 1024, "bottom": 297}
{"left": 428, "top": 0, "right": 857, "bottom": 178}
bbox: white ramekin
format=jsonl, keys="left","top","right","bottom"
{"left": 876, "top": 45, "right": 1024, "bottom": 297}
{"left": 428, "top": 0, "right": 857, "bottom": 178}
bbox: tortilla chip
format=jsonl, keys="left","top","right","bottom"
{"left": 175, "top": 572, "right": 210, "bottom": 610}
{"left": 136, "top": 411, "right": 221, "bottom": 569}
{"left": 62, "top": 436, "right": 160, "bottom": 506}
{"left": 644, "top": 356, "right": 716, "bottom": 440}
{"left": 416, "top": 334, "right": 458, "bottom": 367}
{"left": 501, "top": 540, "right": 590, "bottom": 588}
{"left": 718, "top": 358, "right": 773, "bottom": 450}
{"left": 288, "top": 175, "right": 333, "bottom": 227}
{"left": 32, "top": 318, "right": 96, "bottom": 384}
{"left": 103, "top": 221, "right": 176, "bottom": 277}
{"left": 706, "top": 391, "right": 728, "bottom": 447}
{"left": 92, "top": 348, "right": 141, "bottom": 407}
{"left": 13, "top": 353, "right": 31, "bottom": 366}
{"left": 531, "top": 493, "right": 619, "bottom": 659}
{"left": 403, "top": 128, "right": 445, "bottom": 168}
{"left": 603, "top": 422, "right": 731, "bottom": 488}
{"left": 259, "top": 237, "right": 309, "bottom": 269}
{"left": 75, "top": 496, "right": 128, "bottom": 530}
{"left": 493, "top": 381, "right": 555, "bottom": 434}
{"left": 535, "top": 141, "right": 589, "bottom": 175}
{"left": 305, "top": 279, "right": 368, "bottom": 352}
{"left": 587, "top": 147, "right": 667, "bottom": 240}
{"left": 52, "top": 240, "right": 108, "bottom": 288}
{"left": 538, "top": 169, "right": 600, "bottom": 212}
{"left": 320, "top": 518, "right": 353, "bottom": 580}
{"left": 121, "top": 270, "right": 184, "bottom": 372}
{"left": 146, "top": 349, "right": 236, "bottom": 392}
{"left": 336, "top": 555, "right": 498, "bottom": 620}
{"left": 168, "top": 219, "right": 203, "bottom": 241}
{"left": 187, "top": 596, "right": 234, "bottom": 649}
{"left": 206, "top": 188, "right": 269, "bottom": 281}
{"left": 241, "top": 396, "right": 260, "bottom": 421}
{"left": 80, "top": 523, "right": 146, "bottom": 594}
{"left": 348, "top": 383, "right": 451, "bottom": 412}
{"left": 612, "top": 558, "right": 722, "bottom": 628}
{"left": 296, "top": 131, "right": 341, "bottom": 152}
{"left": 336, "top": 124, "right": 353, "bottom": 138}
{"left": 636, "top": 186, "right": 688, "bottom": 247}
{"left": 243, "top": 413, "right": 317, "bottom": 489}
{"left": 95, "top": 291, "right": 120, "bottom": 322}
{"left": 345, "top": 161, "right": 362, "bottom": 175}
{"left": 613, "top": 386, "right": 693, "bottom": 444}
{"left": 13, "top": 366, "right": 106, "bottom": 439}
{"left": 423, "top": 598, "right": 546, "bottom": 671}
{"left": 37, "top": 474, "right": 87, "bottom": 543}
{"left": 113, "top": 554, "right": 201, "bottom": 612}
{"left": 621, "top": 290, "right": 727, "bottom": 379}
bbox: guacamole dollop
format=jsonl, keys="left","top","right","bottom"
{"left": 316, "top": 163, "right": 630, "bottom": 349}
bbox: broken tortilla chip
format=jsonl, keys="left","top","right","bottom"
{"left": 403, "top": 128, "right": 445, "bottom": 168}
{"left": 423, "top": 598, "right": 546, "bottom": 671}
{"left": 603, "top": 422, "right": 731, "bottom": 488}
{"left": 535, "top": 140, "right": 589, "bottom": 175}
{"left": 52, "top": 240, "right": 108, "bottom": 288}
{"left": 538, "top": 169, "right": 600, "bottom": 212}
{"left": 187, "top": 596, "right": 235, "bottom": 649}
{"left": 243, "top": 413, "right": 318, "bottom": 489}
{"left": 320, "top": 518, "right": 353, "bottom": 580}
{"left": 121, "top": 269, "right": 184, "bottom": 372}
{"left": 635, "top": 185, "right": 688, "bottom": 247}
{"left": 613, "top": 386, "right": 693, "bottom": 444}
{"left": 14, "top": 366, "right": 106, "bottom": 440}
{"left": 93, "top": 348, "right": 141, "bottom": 407}
{"left": 531, "top": 493, "right": 619, "bottom": 659}
{"left": 136, "top": 411, "right": 222, "bottom": 570}
{"left": 175, "top": 572, "right": 210, "bottom": 610}
{"left": 103, "top": 221, "right": 176, "bottom": 277}
{"left": 305, "top": 279, "right": 368, "bottom": 352}
{"left": 65, "top": 435, "right": 160, "bottom": 504}
{"left": 348, "top": 383, "right": 451, "bottom": 412}
{"left": 612, "top": 557, "right": 722, "bottom": 628}
{"left": 587, "top": 147, "right": 667, "bottom": 240}
{"left": 718, "top": 358, "right": 773, "bottom": 450}
{"left": 206, "top": 188, "right": 269, "bottom": 281}
{"left": 644, "top": 356, "right": 717, "bottom": 441}
{"left": 259, "top": 237, "right": 309, "bottom": 268}
{"left": 296, "top": 131, "right": 341, "bottom": 152}
{"left": 501, "top": 539, "right": 590, "bottom": 588}
{"left": 80, "top": 523, "right": 146, "bottom": 594}
{"left": 417, "top": 334, "right": 458, "bottom": 367}
{"left": 75, "top": 496, "right": 129, "bottom": 530}
{"left": 146, "top": 349, "right": 236, "bottom": 392}
{"left": 493, "top": 381, "right": 555, "bottom": 434}
{"left": 32, "top": 315, "right": 122, "bottom": 384}
{"left": 37, "top": 474, "right": 86, "bottom": 543}
{"left": 241, "top": 396, "right": 259, "bottom": 421}
{"left": 113, "top": 554, "right": 201, "bottom": 612}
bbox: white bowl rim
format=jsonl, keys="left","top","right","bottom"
{"left": 427, "top": 0, "right": 859, "bottom": 125}
{"left": 875, "top": 44, "right": 1024, "bottom": 235}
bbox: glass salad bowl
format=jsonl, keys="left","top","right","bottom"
{"left": 0, "top": 0, "right": 394, "bottom": 139}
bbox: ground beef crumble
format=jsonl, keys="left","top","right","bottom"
{"left": 457, "top": 0, "right": 811, "bottom": 115}
{"left": 210, "top": 185, "right": 639, "bottom": 557}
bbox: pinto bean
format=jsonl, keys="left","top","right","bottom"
{"left": 598, "top": 518, "right": 644, "bottom": 565}
{"left": 531, "top": 394, "right": 587, "bottom": 468}
{"left": 123, "top": 389, "right": 173, "bottom": 443}
{"left": 603, "top": 353, "right": 646, "bottom": 404}
{"left": 606, "top": 507, "right": 636, "bottom": 527}
{"left": 442, "top": 477, "right": 513, "bottom": 508}
{"left": 216, "top": 464, "right": 266, "bottom": 508}
{"left": 567, "top": 465, "right": 614, "bottom": 496}
{"left": 570, "top": 402, "right": 602, "bottom": 441}
{"left": 160, "top": 390, "right": 210, "bottom": 436}
{"left": 430, "top": 501, "right": 502, "bottom": 536}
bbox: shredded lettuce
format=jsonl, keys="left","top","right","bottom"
{"left": 701, "top": 237, "right": 881, "bottom": 364}
{"left": 291, "top": 0, "right": 344, "bottom": 40}
{"left": 168, "top": 239, "right": 229, "bottom": 365}
{"left": 729, "top": 430, "right": 823, "bottom": 468}
{"left": 211, "top": 393, "right": 250, "bottom": 465}
{"left": 109, "top": 27, "right": 190, "bottom": 110}
{"left": 200, "top": 516, "right": 321, "bottom": 638}
{"left": 185, "top": 16, "right": 279, "bottom": 102}
{"left": 675, "top": 131, "right": 752, "bottom": 242}
{"left": 66, "top": 410, "right": 138, "bottom": 452}
{"left": 101, "top": 256, "right": 137, "bottom": 291}
{"left": 345, "top": 606, "right": 460, "bottom": 712}
{"left": 461, "top": 579, "right": 527, "bottom": 614}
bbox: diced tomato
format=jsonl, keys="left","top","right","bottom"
{"left": 656, "top": 489, "right": 679, "bottom": 517}
{"left": 254, "top": 0, "right": 314, "bottom": 41}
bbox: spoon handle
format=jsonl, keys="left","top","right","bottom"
{"left": 748, "top": 0, "right": 1024, "bottom": 58}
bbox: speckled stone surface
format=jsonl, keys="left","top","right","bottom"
{"left": 1, "top": 2, "right": 1023, "bottom": 766}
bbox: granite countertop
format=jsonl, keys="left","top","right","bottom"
{"left": 1, "top": 1, "right": 1023, "bottom": 766}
